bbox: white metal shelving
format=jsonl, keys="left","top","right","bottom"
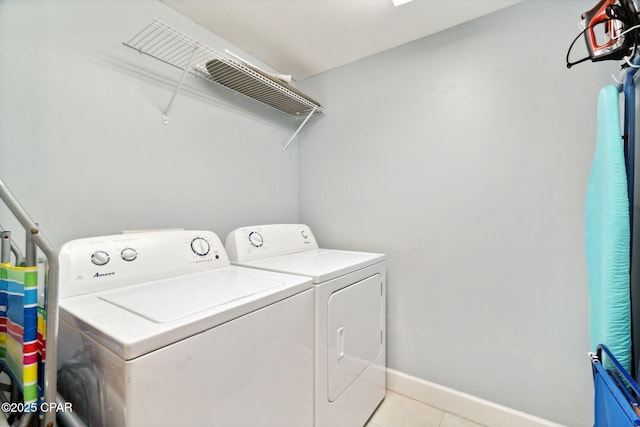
{"left": 123, "top": 19, "right": 324, "bottom": 151}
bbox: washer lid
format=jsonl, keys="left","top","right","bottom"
{"left": 235, "top": 249, "right": 385, "bottom": 283}
{"left": 59, "top": 266, "right": 312, "bottom": 360}
{"left": 99, "top": 269, "right": 282, "bottom": 323}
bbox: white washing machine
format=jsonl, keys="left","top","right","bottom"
{"left": 225, "top": 224, "right": 386, "bottom": 427}
{"left": 56, "top": 230, "right": 314, "bottom": 427}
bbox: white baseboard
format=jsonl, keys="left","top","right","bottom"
{"left": 385, "top": 368, "right": 565, "bottom": 427}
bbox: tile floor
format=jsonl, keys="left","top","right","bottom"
{"left": 365, "top": 391, "right": 485, "bottom": 427}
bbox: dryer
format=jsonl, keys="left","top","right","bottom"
{"left": 57, "top": 230, "right": 313, "bottom": 427}
{"left": 225, "top": 224, "right": 386, "bottom": 427}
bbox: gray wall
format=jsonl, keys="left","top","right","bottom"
{"left": 0, "top": 0, "right": 301, "bottom": 250}
{"left": 298, "top": 1, "right": 615, "bottom": 426}
{"left": 0, "top": 0, "right": 622, "bottom": 426}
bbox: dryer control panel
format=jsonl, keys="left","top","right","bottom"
{"left": 59, "top": 230, "right": 230, "bottom": 298}
{"left": 225, "top": 224, "right": 319, "bottom": 262}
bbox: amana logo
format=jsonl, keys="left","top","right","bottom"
{"left": 93, "top": 272, "right": 116, "bottom": 278}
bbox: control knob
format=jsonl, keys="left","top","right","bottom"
{"left": 191, "top": 237, "right": 210, "bottom": 256}
{"left": 248, "top": 231, "right": 264, "bottom": 248}
{"left": 91, "top": 250, "right": 110, "bottom": 266}
{"left": 121, "top": 247, "right": 138, "bottom": 262}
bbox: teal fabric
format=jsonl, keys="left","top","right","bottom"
{"left": 585, "top": 85, "right": 631, "bottom": 373}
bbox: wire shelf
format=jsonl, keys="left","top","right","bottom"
{"left": 123, "top": 19, "right": 325, "bottom": 118}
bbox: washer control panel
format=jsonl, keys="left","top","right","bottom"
{"left": 225, "top": 224, "right": 319, "bottom": 263}
{"left": 59, "top": 230, "right": 229, "bottom": 298}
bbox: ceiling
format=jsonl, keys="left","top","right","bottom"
{"left": 161, "top": 0, "right": 524, "bottom": 82}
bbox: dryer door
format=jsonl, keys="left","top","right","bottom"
{"left": 327, "top": 273, "right": 383, "bottom": 402}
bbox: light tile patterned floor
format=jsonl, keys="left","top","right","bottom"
{"left": 365, "top": 391, "right": 485, "bottom": 427}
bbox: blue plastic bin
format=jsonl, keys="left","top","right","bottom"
{"left": 591, "top": 344, "right": 640, "bottom": 426}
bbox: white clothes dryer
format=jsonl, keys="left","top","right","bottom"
{"left": 225, "top": 224, "right": 386, "bottom": 427}
{"left": 57, "top": 230, "right": 313, "bottom": 427}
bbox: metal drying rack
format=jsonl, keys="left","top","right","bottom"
{"left": 0, "top": 179, "right": 58, "bottom": 427}
{"left": 123, "top": 18, "right": 325, "bottom": 151}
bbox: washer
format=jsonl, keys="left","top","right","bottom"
{"left": 225, "top": 224, "right": 386, "bottom": 427}
{"left": 56, "top": 230, "right": 313, "bottom": 427}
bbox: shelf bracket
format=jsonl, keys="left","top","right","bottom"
{"left": 162, "top": 44, "right": 199, "bottom": 125}
{"left": 283, "top": 106, "right": 317, "bottom": 152}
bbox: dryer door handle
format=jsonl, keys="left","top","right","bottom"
{"left": 337, "top": 326, "right": 345, "bottom": 360}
